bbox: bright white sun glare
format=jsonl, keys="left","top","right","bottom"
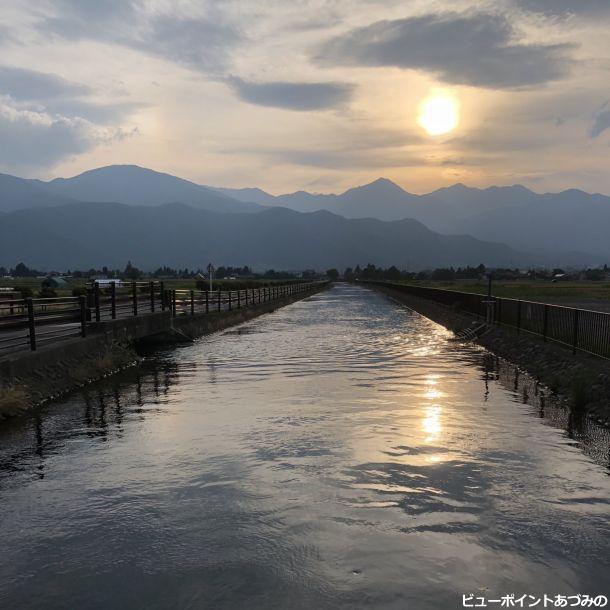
{"left": 418, "top": 93, "right": 460, "bottom": 136}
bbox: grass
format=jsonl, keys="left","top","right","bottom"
{"left": 0, "top": 386, "right": 30, "bottom": 417}
{"left": 404, "top": 280, "right": 610, "bottom": 301}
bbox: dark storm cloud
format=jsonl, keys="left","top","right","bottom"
{"left": 0, "top": 66, "right": 90, "bottom": 100}
{"left": 42, "top": 0, "right": 241, "bottom": 75}
{"left": 590, "top": 102, "right": 610, "bottom": 138}
{"left": 228, "top": 77, "right": 354, "bottom": 111}
{"left": 315, "top": 12, "right": 575, "bottom": 89}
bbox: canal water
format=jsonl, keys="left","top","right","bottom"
{"left": 1, "top": 284, "right": 609, "bottom": 609}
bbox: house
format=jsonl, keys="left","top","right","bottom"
{"left": 92, "top": 278, "right": 125, "bottom": 288}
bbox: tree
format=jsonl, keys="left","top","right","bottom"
{"left": 13, "top": 262, "right": 34, "bottom": 277}
{"left": 326, "top": 268, "right": 339, "bottom": 281}
{"left": 385, "top": 265, "right": 401, "bottom": 281}
{"left": 344, "top": 267, "right": 354, "bottom": 281}
{"left": 123, "top": 260, "right": 141, "bottom": 280}
{"left": 585, "top": 268, "right": 604, "bottom": 281}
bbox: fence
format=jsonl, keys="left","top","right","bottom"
{"left": 361, "top": 280, "right": 610, "bottom": 359}
{"left": 0, "top": 281, "right": 324, "bottom": 355}
{"left": 0, "top": 296, "right": 86, "bottom": 353}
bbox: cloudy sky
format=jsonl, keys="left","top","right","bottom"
{"left": 1, "top": 0, "right": 609, "bottom": 194}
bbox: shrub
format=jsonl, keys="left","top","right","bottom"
{"left": 71, "top": 285, "right": 88, "bottom": 297}
{"left": 38, "top": 287, "right": 57, "bottom": 298}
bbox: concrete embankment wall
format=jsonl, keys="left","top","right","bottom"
{"left": 366, "top": 282, "right": 610, "bottom": 427}
{"left": 0, "top": 284, "right": 328, "bottom": 419}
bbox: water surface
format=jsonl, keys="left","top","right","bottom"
{"left": 1, "top": 284, "right": 609, "bottom": 609}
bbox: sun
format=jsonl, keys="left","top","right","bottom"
{"left": 418, "top": 92, "right": 460, "bottom": 136}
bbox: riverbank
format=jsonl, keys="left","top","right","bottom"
{"left": 366, "top": 282, "right": 610, "bottom": 428}
{"left": 0, "top": 284, "right": 328, "bottom": 419}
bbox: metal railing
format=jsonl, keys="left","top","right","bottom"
{"left": 0, "top": 281, "right": 325, "bottom": 355}
{"left": 361, "top": 280, "right": 610, "bottom": 359}
{"left": 0, "top": 296, "right": 86, "bottom": 353}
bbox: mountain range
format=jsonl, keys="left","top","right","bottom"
{"left": 0, "top": 164, "right": 607, "bottom": 270}
{"left": 216, "top": 178, "right": 610, "bottom": 260}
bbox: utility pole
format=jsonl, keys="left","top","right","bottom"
{"left": 484, "top": 272, "right": 494, "bottom": 324}
{"left": 207, "top": 262, "right": 214, "bottom": 292}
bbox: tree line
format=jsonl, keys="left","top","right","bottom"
{"left": 1, "top": 262, "right": 321, "bottom": 281}
{"left": 327, "top": 263, "right": 610, "bottom": 282}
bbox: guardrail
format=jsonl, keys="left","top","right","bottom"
{"left": 0, "top": 281, "right": 325, "bottom": 355}
{"left": 360, "top": 280, "right": 610, "bottom": 359}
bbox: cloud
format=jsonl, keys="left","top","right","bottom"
{"left": 0, "top": 65, "right": 141, "bottom": 170}
{"left": 258, "top": 148, "right": 427, "bottom": 169}
{"left": 515, "top": 0, "right": 610, "bottom": 17}
{"left": 315, "top": 12, "right": 574, "bottom": 89}
{"left": 590, "top": 102, "right": 610, "bottom": 138}
{"left": 0, "top": 25, "right": 15, "bottom": 45}
{"left": 0, "top": 97, "right": 94, "bottom": 168}
{"left": 42, "top": 1, "right": 241, "bottom": 75}
{"left": 0, "top": 65, "right": 141, "bottom": 125}
{"left": 0, "top": 66, "right": 90, "bottom": 100}
{"left": 227, "top": 77, "right": 353, "bottom": 111}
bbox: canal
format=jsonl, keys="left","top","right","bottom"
{"left": 1, "top": 284, "right": 609, "bottom": 609}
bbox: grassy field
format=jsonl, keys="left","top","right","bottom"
{"left": 405, "top": 280, "right": 610, "bottom": 305}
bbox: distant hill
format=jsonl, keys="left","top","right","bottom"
{"left": 0, "top": 172, "right": 77, "bottom": 213}
{"left": 45, "top": 165, "right": 262, "bottom": 213}
{"left": 0, "top": 165, "right": 262, "bottom": 215}
{"left": 217, "top": 178, "right": 610, "bottom": 259}
{"left": 0, "top": 202, "right": 533, "bottom": 271}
